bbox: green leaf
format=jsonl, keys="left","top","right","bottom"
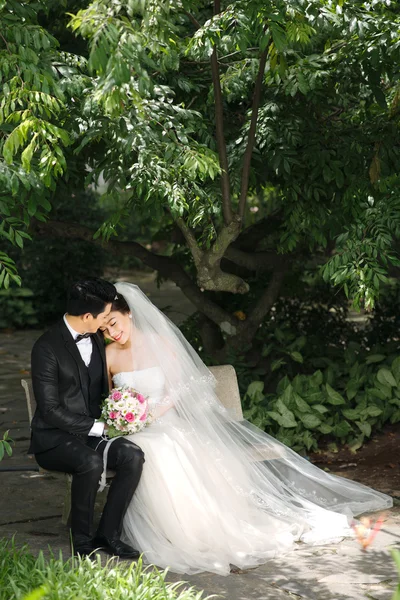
{"left": 276, "top": 375, "right": 291, "bottom": 394}
{"left": 372, "top": 86, "right": 387, "bottom": 109}
{"left": 300, "top": 430, "right": 316, "bottom": 451}
{"left": 346, "top": 380, "right": 359, "bottom": 401}
{"left": 0, "top": 443, "right": 4, "bottom": 461}
{"left": 356, "top": 421, "right": 371, "bottom": 437}
{"left": 364, "top": 405, "right": 383, "bottom": 417}
{"left": 267, "top": 410, "right": 283, "bottom": 424}
{"left": 260, "top": 32, "right": 271, "bottom": 52}
{"left": 27, "top": 196, "right": 37, "bottom": 217}
{"left": 294, "top": 393, "right": 311, "bottom": 413}
{"left": 300, "top": 413, "right": 321, "bottom": 429}
{"left": 290, "top": 351, "right": 303, "bottom": 363}
{"left": 368, "top": 387, "right": 389, "bottom": 401}
{"left": 349, "top": 435, "right": 364, "bottom": 454}
{"left": 3, "top": 440, "right": 12, "bottom": 456}
{"left": 392, "top": 357, "right": 400, "bottom": 382}
{"left": 246, "top": 381, "right": 264, "bottom": 399}
{"left": 342, "top": 408, "right": 361, "bottom": 421}
{"left": 333, "top": 420, "right": 353, "bottom": 438}
{"left": 375, "top": 381, "right": 392, "bottom": 399}
{"left": 313, "top": 404, "right": 329, "bottom": 414}
{"left": 271, "top": 358, "right": 286, "bottom": 372}
{"left": 365, "top": 354, "right": 386, "bottom": 364}
{"left": 270, "top": 22, "right": 287, "bottom": 53}
{"left": 319, "top": 423, "right": 333, "bottom": 434}
{"left": 305, "top": 390, "right": 325, "bottom": 404}
{"left": 309, "top": 370, "right": 323, "bottom": 387}
{"left": 21, "top": 137, "right": 37, "bottom": 172}
{"left": 377, "top": 368, "right": 396, "bottom": 387}
{"left": 325, "top": 384, "right": 346, "bottom": 405}
{"left": 281, "top": 384, "right": 293, "bottom": 406}
{"left": 275, "top": 398, "right": 297, "bottom": 427}
{"left": 279, "top": 411, "right": 297, "bottom": 428}
{"left": 14, "top": 232, "right": 23, "bottom": 249}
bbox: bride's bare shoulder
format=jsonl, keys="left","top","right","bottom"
{"left": 105, "top": 341, "right": 116, "bottom": 355}
{"left": 105, "top": 342, "right": 120, "bottom": 363}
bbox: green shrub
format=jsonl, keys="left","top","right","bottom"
{"left": 0, "top": 538, "right": 208, "bottom": 600}
{"left": 243, "top": 347, "right": 400, "bottom": 454}
{"left": 181, "top": 272, "right": 400, "bottom": 453}
{"left": 0, "top": 188, "right": 107, "bottom": 327}
{"left": 0, "top": 288, "right": 38, "bottom": 329}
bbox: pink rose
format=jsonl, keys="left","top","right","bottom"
{"left": 109, "top": 411, "right": 117, "bottom": 419}
{"left": 125, "top": 413, "right": 135, "bottom": 422}
{"left": 111, "top": 391, "right": 122, "bottom": 401}
{"left": 137, "top": 394, "right": 146, "bottom": 404}
{"left": 140, "top": 412, "right": 147, "bottom": 421}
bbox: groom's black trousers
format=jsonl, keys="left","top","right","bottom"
{"left": 35, "top": 436, "right": 144, "bottom": 545}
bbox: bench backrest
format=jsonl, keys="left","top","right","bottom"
{"left": 21, "top": 364, "right": 243, "bottom": 424}
{"left": 21, "top": 378, "right": 35, "bottom": 424}
{"left": 208, "top": 364, "right": 243, "bottom": 420}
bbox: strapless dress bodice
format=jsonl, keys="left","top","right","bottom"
{"left": 112, "top": 367, "right": 165, "bottom": 405}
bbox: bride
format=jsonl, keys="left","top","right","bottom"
{"left": 99, "top": 282, "right": 391, "bottom": 576}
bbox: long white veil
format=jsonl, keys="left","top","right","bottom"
{"left": 116, "top": 282, "right": 392, "bottom": 539}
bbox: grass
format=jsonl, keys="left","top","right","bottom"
{"left": 0, "top": 538, "right": 213, "bottom": 600}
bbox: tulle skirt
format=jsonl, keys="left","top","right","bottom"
{"left": 121, "top": 409, "right": 385, "bottom": 576}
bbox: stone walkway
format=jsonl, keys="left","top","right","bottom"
{"left": 1, "top": 277, "right": 400, "bottom": 599}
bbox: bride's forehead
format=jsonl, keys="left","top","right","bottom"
{"left": 106, "top": 310, "right": 129, "bottom": 322}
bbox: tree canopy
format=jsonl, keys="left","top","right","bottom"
{"left": 1, "top": 0, "right": 400, "bottom": 354}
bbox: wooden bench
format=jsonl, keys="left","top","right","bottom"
{"left": 22, "top": 364, "right": 282, "bottom": 524}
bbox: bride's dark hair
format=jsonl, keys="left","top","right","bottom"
{"left": 112, "top": 292, "right": 130, "bottom": 314}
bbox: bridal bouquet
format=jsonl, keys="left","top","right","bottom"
{"left": 101, "top": 387, "right": 152, "bottom": 438}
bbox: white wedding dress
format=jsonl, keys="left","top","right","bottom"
{"left": 112, "top": 367, "right": 377, "bottom": 576}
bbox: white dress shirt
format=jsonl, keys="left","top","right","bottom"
{"left": 63, "top": 315, "right": 104, "bottom": 437}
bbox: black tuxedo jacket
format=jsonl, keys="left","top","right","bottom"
{"left": 28, "top": 319, "right": 109, "bottom": 454}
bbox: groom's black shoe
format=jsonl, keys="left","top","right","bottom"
{"left": 92, "top": 535, "right": 140, "bottom": 559}
{"left": 72, "top": 540, "right": 97, "bottom": 559}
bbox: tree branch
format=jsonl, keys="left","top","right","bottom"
{"left": 183, "top": 10, "right": 201, "bottom": 29}
{"left": 30, "top": 218, "right": 237, "bottom": 330}
{"left": 233, "top": 214, "right": 283, "bottom": 252}
{"left": 238, "top": 48, "right": 268, "bottom": 220}
{"left": 235, "top": 257, "right": 289, "bottom": 344}
{"left": 176, "top": 216, "right": 246, "bottom": 293}
{"left": 224, "top": 247, "right": 281, "bottom": 272}
{"left": 209, "top": 215, "right": 242, "bottom": 262}
{"left": 211, "top": 1, "right": 233, "bottom": 225}
{"left": 176, "top": 218, "right": 202, "bottom": 266}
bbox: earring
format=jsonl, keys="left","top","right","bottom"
{"left": 129, "top": 314, "right": 132, "bottom": 319}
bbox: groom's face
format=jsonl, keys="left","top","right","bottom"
{"left": 83, "top": 303, "right": 113, "bottom": 333}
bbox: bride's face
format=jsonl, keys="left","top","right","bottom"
{"left": 100, "top": 310, "right": 131, "bottom": 345}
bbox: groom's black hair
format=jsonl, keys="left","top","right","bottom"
{"left": 67, "top": 278, "right": 116, "bottom": 317}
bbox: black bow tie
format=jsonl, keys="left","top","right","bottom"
{"left": 75, "top": 333, "right": 93, "bottom": 343}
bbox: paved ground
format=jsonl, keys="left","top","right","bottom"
{"left": 1, "top": 276, "right": 400, "bottom": 599}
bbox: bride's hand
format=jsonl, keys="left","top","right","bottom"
{"left": 152, "top": 395, "right": 174, "bottom": 419}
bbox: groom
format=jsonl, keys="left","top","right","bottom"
{"left": 28, "top": 278, "right": 144, "bottom": 558}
